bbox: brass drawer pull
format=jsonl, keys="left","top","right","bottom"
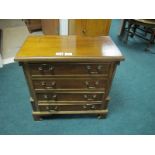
{"left": 93, "top": 94, "right": 97, "bottom": 99}
{"left": 45, "top": 106, "right": 49, "bottom": 110}
{"left": 86, "top": 65, "right": 103, "bottom": 74}
{"left": 38, "top": 66, "right": 43, "bottom": 71}
{"left": 43, "top": 94, "right": 57, "bottom": 100}
{"left": 91, "top": 105, "right": 95, "bottom": 109}
{"left": 86, "top": 65, "right": 98, "bottom": 74}
{"left": 43, "top": 94, "right": 48, "bottom": 99}
{"left": 86, "top": 65, "right": 99, "bottom": 74}
{"left": 84, "top": 94, "right": 97, "bottom": 101}
{"left": 44, "top": 106, "right": 58, "bottom": 111}
{"left": 49, "top": 106, "right": 58, "bottom": 111}
{"left": 41, "top": 81, "right": 46, "bottom": 86}
{"left": 49, "top": 66, "right": 54, "bottom": 71}
{"left": 97, "top": 65, "right": 102, "bottom": 71}
{"left": 38, "top": 64, "right": 55, "bottom": 74}
{"left": 54, "top": 106, "right": 58, "bottom": 110}
{"left": 38, "top": 64, "right": 48, "bottom": 71}
{"left": 85, "top": 81, "right": 99, "bottom": 89}
{"left": 83, "top": 104, "right": 96, "bottom": 109}
{"left": 83, "top": 105, "right": 87, "bottom": 109}
{"left": 52, "top": 94, "right": 57, "bottom": 101}
{"left": 86, "top": 65, "right": 91, "bottom": 70}
{"left": 41, "top": 81, "right": 56, "bottom": 89}
{"left": 46, "top": 81, "right": 56, "bottom": 89}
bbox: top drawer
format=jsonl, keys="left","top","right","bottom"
{"left": 28, "top": 63, "right": 111, "bottom": 76}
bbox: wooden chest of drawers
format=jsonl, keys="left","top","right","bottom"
{"left": 15, "top": 35, "right": 124, "bottom": 120}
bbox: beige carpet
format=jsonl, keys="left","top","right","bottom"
{"left": 1, "top": 24, "right": 43, "bottom": 59}
{"left": 0, "top": 19, "right": 25, "bottom": 29}
{"left": 2, "top": 26, "right": 29, "bottom": 59}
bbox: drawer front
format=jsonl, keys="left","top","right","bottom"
{"left": 29, "top": 63, "right": 110, "bottom": 76}
{"left": 38, "top": 103, "right": 103, "bottom": 111}
{"left": 32, "top": 78, "right": 107, "bottom": 90}
{"left": 36, "top": 92, "right": 104, "bottom": 102}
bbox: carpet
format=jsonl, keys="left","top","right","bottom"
{"left": 0, "top": 19, "right": 155, "bottom": 134}
{"left": 2, "top": 26, "right": 29, "bottom": 59}
{"left": 1, "top": 25, "right": 43, "bottom": 60}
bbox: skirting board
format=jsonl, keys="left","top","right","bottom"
{"left": 0, "top": 55, "right": 2, "bottom": 68}
{"left": 0, "top": 57, "right": 14, "bottom": 67}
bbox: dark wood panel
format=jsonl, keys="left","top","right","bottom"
{"left": 15, "top": 36, "right": 124, "bottom": 120}
{"left": 36, "top": 92, "right": 104, "bottom": 102}
{"left": 14, "top": 36, "right": 124, "bottom": 62}
{"left": 32, "top": 77, "right": 108, "bottom": 90}
{"left": 29, "top": 62, "right": 110, "bottom": 76}
{"left": 38, "top": 103, "right": 103, "bottom": 111}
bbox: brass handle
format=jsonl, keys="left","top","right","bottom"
{"left": 46, "top": 106, "right": 58, "bottom": 111}
{"left": 38, "top": 66, "right": 43, "bottom": 71}
{"left": 49, "top": 66, "right": 54, "bottom": 71}
{"left": 43, "top": 94, "right": 48, "bottom": 99}
{"left": 41, "top": 81, "right": 56, "bottom": 89}
{"left": 48, "top": 66, "right": 55, "bottom": 75}
{"left": 38, "top": 64, "right": 48, "bottom": 71}
{"left": 43, "top": 94, "right": 57, "bottom": 100}
{"left": 41, "top": 81, "right": 46, "bottom": 86}
{"left": 49, "top": 109, "right": 55, "bottom": 112}
{"left": 93, "top": 94, "right": 97, "bottom": 99}
{"left": 97, "top": 65, "right": 102, "bottom": 71}
{"left": 85, "top": 81, "right": 99, "bottom": 89}
{"left": 84, "top": 94, "right": 96, "bottom": 101}
{"left": 52, "top": 94, "right": 57, "bottom": 101}
{"left": 54, "top": 106, "right": 58, "bottom": 110}
{"left": 84, "top": 94, "right": 88, "bottom": 99}
{"left": 83, "top": 105, "right": 88, "bottom": 109}
{"left": 86, "top": 65, "right": 99, "bottom": 74}
{"left": 91, "top": 105, "right": 95, "bottom": 109}
{"left": 38, "top": 64, "right": 54, "bottom": 74}
{"left": 45, "top": 106, "right": 49, "bottom": 110}
{"left": 83, "top": 104, "right": 90, "bottom": 109}
{"left": 49, "top": 106, "right": 58, "bottom": 111}
{"left": 83, "top": 104, "right": 96, "bottom": 109}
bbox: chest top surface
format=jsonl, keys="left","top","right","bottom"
{"left": 15, "top": 35, "right": 124, "bottom": 62}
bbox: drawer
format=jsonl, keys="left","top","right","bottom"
{"left": 36, "top": 92, "right": 104, "bottom": 102}
{"left": 32, "top": 78, "right": 107, "bottom": 90}
{"left": 29, "top": 63, "right": 110, "bottom": 76}
{"left": 38, "top": 103, "right": 103, "bottom": 111}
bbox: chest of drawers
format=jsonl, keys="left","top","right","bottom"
{"left": 15, "top": 35, "right": 124, "bottom": 120}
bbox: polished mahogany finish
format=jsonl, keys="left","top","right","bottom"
{"left": 32, "top": 78, "right": 107, "bottom": 90}
{"left": 15, "top": 35, "right": 124, "bottom": 120}
{"left": 38, "top": 103, "right": 103, "bottom": 111}
{"left": 29, "top": 62, "right": 111, "bottom": 76}
{"left": 15, "top": 35, "right": 123, "bottom": 61}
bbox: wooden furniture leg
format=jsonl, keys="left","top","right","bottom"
{"left": 33, "top": 114, "right": 42, "bottom": 121}
{"left": 97, "top": 113, "right": 107, "bottom": 119}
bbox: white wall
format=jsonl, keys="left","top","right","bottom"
{"left": 60, "top": 19, "right": 68, "bottom": 35}
{"left": 0, "top": 54, "right": 2, "bottom": 67}
{"left": 0, "top": 19, "right": 69, "bottom": 67}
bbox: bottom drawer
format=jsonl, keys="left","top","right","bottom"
{"left": 38, "top": 103, "right": 103, "bottom": 111}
